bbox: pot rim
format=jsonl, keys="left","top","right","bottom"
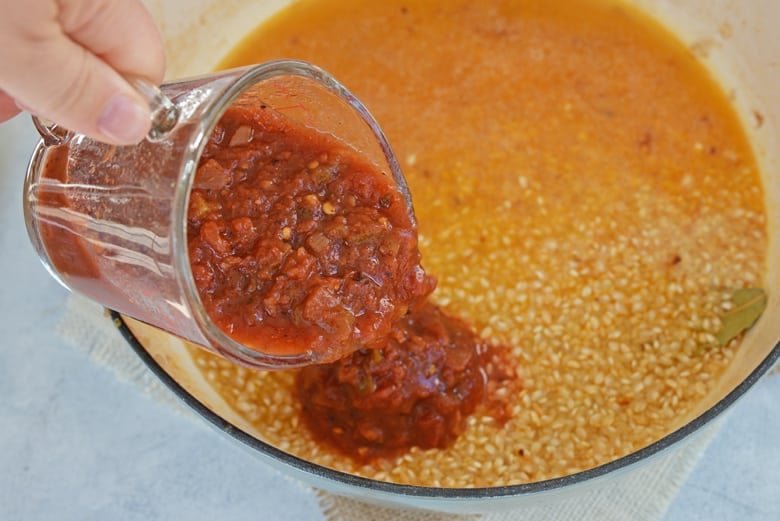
{"left": 111, "top": 310, "right": 780, "bottom": 501}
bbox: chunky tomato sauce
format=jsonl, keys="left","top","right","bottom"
{"left": 296, "top": 302, "right": 517, "bottom": 462}
{"left": 192, "top": 94, "right": 519, "bottom": 460}
{"left": 188, "top": 97, "right": 435, "bottom": 362}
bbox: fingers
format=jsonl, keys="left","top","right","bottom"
{"left": 4, "top": 36, "right": 151, "bottom": 144}
{"left": 0, "top": 92, "right": 21, "bottom": 122}
{"left": 0, "top": 0, "right": 166, "bottom": 145}
{"left": 59, "top": 0, "right": 166, "bottom": 85}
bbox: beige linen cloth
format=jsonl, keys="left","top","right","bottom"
{"left": 60, "top": 294, "right": 728, "bottom": 521}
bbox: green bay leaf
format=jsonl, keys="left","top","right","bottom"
{"left": 715, "top": 287, "right": 768, "bottom": 347}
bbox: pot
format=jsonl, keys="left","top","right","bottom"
{"left": 122, "top": 0, "right": 780, "bottom": 513}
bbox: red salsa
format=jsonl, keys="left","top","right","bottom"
{"left": 193, "top": 96, "right": 519, "bottom": 461}
{"left": 296, "top": 302, "right": 519, "bottom": 462}
{"left": 188, "top": 99, "right": 435, "bottom": 362}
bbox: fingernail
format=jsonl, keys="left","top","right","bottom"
{"left": 98, "top": 94, "right": 150, "bottom": 144}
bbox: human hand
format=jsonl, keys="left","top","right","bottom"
{"left": 0, "top": 0, "right": 165, "bottom": 145}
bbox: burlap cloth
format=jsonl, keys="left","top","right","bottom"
{"left": 60, "top": 294, "right": 740, "bottom": 521}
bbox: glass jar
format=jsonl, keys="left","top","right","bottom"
{"left": 23, "top": 60, "right": 407, "bottom": 368}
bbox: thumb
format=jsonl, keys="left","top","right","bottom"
{"left": 0, "top": 0, "right": 166, "bottom": 145}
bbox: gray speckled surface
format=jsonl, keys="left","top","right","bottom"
{"left": 0, "top": 115, "right": 777, "bottom": 521}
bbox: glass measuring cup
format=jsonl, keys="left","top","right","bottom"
{"left": 23, "top": 60, "right": 410, "bottom": 369}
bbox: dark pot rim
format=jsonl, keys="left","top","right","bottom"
{"left": 112, "top": 310, "right": 780, "bottom": 500}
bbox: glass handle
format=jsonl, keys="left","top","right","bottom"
{"left": 130, "top": 78, "right": 180, "bottom": 142}
{"left": 31, "top": 78, "right": 180, "bottom": 146}
{"left": 32, "top": 116, "right": 74, "bottom": 147}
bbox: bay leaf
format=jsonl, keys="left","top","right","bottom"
{"left": 715, "top": 287, "right": 767, "bottom": 347}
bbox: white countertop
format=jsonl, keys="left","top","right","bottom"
{"left": 0, "top": 115, "right": 777, "bottom": 521}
